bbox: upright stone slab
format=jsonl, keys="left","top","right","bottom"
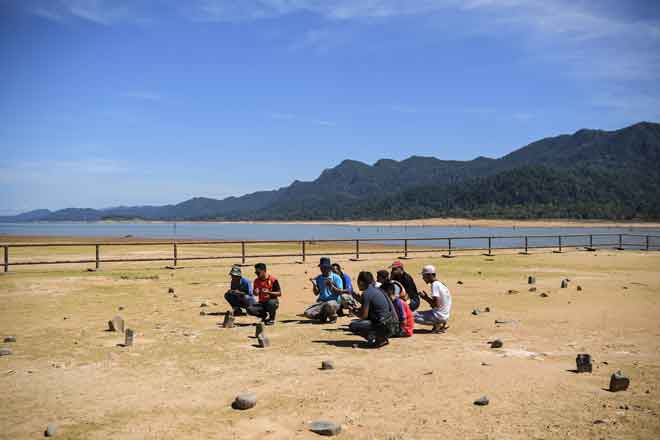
{"left": 576, "top": 353, "right": 592, "bottom": 373}
{"left": 321, "top": 360, "right": 334, "bottom": 370}
{"left": 528, "top": 276, "right": 536, "bottom": 284}
{"left": 255, "top": 323, "right": 264, "bottom": 338}
{"left": 561, "top": 279, "right": 569, "bottom": 289}
{"left": 609, "top": 371, "right": 630, "bottom": 392}
{"left": 124, "top": 329, "right": 134, "bottom": 347}
{"left": 257, "top": 333, "right": 270, "bottom": 348}
{"left": 108, "top": 316, "right": 125, "bottom": 333}
{"left": 222, "top": 311, "right": 235, "bottom": 328}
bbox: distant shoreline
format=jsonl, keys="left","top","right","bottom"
{"left": 3, "top": 217, "right": 660, "bottom": 228}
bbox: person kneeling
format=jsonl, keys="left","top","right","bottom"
{"left": 304, "top": 257, "right": 345, "bottom": 323}
{"left": 224, "top": 265, "right": 256, "bottom": 316}
{"left": 348, "top": 271, "right": 399, "bottom": 347}
{"left": 382, "top": 282, "right": 414, "bottom": 337}
{"left": 413, "top": 265, "right": 452, "bottom": 333}
{"left": 247, "top": 263, "right": 281, "bottom": 326}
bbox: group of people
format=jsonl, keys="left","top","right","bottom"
{"left": 223, "top": 257, "right": 452, "bottom": 347}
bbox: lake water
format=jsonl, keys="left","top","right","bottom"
{"left": 1, "top": 222, "right": 659, "bottom": 250}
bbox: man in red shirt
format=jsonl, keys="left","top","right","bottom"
{"left": 246, "top": 262, "right": 282, "bottom": 326}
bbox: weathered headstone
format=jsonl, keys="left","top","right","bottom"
{"left": 124, "top": 329, "right": 134, "bottom": 347}
{"left": 108, "top": 316, "right": 125, "bottom": 333}
{"left": 254, "top": 323, "right": 265, "bottom": 338}
{"left": 576, "top": 353, "right": 592, "bottom": 373}
{"left": 309, "top": 420, "right": 342, "bottom": 436}
{"left": 3, "top": 336, "right": 16, "bottom": 343}
{"left": 44, "top": 423, "right": 58, "bottom": 437}
{"left": 257, "top": 333, "right": 270, "bottom": 348}
{"left": 561, "top": 279, "right": 569, "bottom": 288}
{"left": 232, "top": 393, "right": 257, "bottom": 410}
{"left": 321, "top": 360, "right": 334, "bottom": 370}
{"left": 222, "top": 311, "right": 235, "bottom": 328}
{"left": 609, "top": 371, "right": 630, "bottom": 392}
{"left": 474, "top": 396, "right": 489, "bottom": 406}
{"left": 528, "top": 276, "right": 536, "bottom": 284}
{"left": 490, "top": 339, "right": 503, "bottom": 348}
{"left": 0, "top": 347, "right": 12, "bottom": 356}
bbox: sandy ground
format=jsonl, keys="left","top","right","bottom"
{"left": 1, "top": 245, "right": 659, "bottom": 439}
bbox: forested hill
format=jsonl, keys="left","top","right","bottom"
{"left": 2, "top": 121, "right": 659, "bottom": 222}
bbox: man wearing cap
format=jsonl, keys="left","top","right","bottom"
{"left": 414, "top": 264, "right": 452, "bottom": 333}
{"left": 390, "top": 260, "right": 421, "bottom": 311}
{"left": 224, "top": 265, "right": 255, "bottom": 316}
{"left": 304, "top": 257, "right": 344, "bottom": 323}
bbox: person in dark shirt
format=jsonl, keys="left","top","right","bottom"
{"left": 224, "top": 265, "right": 256, "bottom": 316}
{"left": 390, "top": 260, "right": 420, "bottom": 311}
{"left": 348, "top": 271, "right": 397, "bottom": 348}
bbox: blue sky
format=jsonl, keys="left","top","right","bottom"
{"left": 1, "top": 0, "right": 659, "bottom": 215}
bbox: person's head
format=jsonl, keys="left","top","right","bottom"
{"left": 376, "top": 270, "right": 390, "bottom": 284}
{"left": 319, "top": 257, "right": 332, "bottom": 276}
{"left": 254, "top": 262, "right": 268, "bottom": 280}
{"left": 229, "top": 265, "right": 242, "bottom": 280}
{"left": 381, "top": 282, "right": 396, "bottom": 300}
{"left": 356, "top": 271, "right": 375, "bottom": 291}
{"left": 390, "top": 260, "right": 404, "bottom": 278}
{"left": 331, "top": 263, "right": 343, "bottom": 276}
{"left": 421, "top": 264, "right": 437, "bottom": 283}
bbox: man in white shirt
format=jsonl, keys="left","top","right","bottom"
{"left": 413, "top": 264, "right": 452, "bottom": 333}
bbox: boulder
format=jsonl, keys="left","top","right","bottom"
{"left": 575, "top": 353, "right": 592, "bottom": 373}
{"left": 232, "top": 393, "right": 257, "bottom": 410}
{"left": 609, "top": 371, "right": 630, "bottom": 392}
{"left": 309, "top": 420, "right": 342, "bottom": 436}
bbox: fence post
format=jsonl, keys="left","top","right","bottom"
{"left": 301, "top": 241, "right": 306, "bottom": 263}
{"left": 173, "top": 242, "right": 178, "bottom": 267}
{"left": 241, "top": 241, "right": 246, "bottom": 265}
{"left": 646, "top": 235, "right": 650, "bottom": 251}
{"left": 355, "top": 240, "right": 360, "bottom": 260}
{"left": 558, "top": 236, "right": 562, "bottom": 253}
{"left": 488, "top": 237, "right": 492, "bottom": 256}
{"left": 95, "top": 244, "right": 100, "bottom": 270}
{"left": 3, "top": 246, "right": 7, "bottom": 273}
{"left": 524, "top": 236, "right": 528, "bottom": 254}
{"left": 618, "top": 234, "right": 623, "bottom": 250}
{"left": 589, "top": 234, "right": 593, "bottom": 249}
{"left": 448, "top": 238, "right": 452, "bottom": 257}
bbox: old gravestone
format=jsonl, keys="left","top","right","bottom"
{"left": 561, "top": 279, "right": 569, "bottom": 289}
{"left": 124, "top": 329, "right": 134, "bottom": 347}
{"left": 222, "top": 311, "right": 235, "bottom": 329}
{"left": 108, "top": 316, "right": 125, "bottom": 333}
{"left": 321, "top": 360, "right": 334, "bottom": 370}
{"left": 609, "top": 371, "right": 630, "bottom": 392}
{"left": 576, "top": 353, "right": 592, "bottom": 373}
{"left": 528, "top": 276, "right": 536, "bottom": 284}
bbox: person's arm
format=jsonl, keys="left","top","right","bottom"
{"left": 310, "top": 277, "right": 320, "bottom": 295}
{"left": 419, "top": 289, "right": 434, "bottom": 306}
{"left": 267, "top": 279, "right": 282, "bottom": 298}
{"left": 405, "top": 273, "right": 418, "bottom": 297}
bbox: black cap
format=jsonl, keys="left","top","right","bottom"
{"left": 319, "top": 257, "right": 331, "bottom": 268}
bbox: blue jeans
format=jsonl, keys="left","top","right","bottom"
{"left": 409, "top": 295, "right": 421, "bottom": 312}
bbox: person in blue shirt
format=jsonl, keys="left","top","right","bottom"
{"left": 331, "top": 262, "right": 358, "bottom": 316}
{"left": 304, "top": 257, "right": 344, "bottom": 323}
{"left": 224, "top": 265, "right": 255, "bottom": 316}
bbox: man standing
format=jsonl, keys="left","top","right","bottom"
{"left": 224, "top": 265, "right": 255, "bottom": 316}
{"left": 390, "top": 261, "right": 421, "bottom": 311}
{"left": 247, "top": 263, "right": 281, "bottom": 326}
{"left": 304, "top": 257, "right": 344, "bottom": 323}
{"left": 413, "top": 265, "right": 452, "bottom": 333}
{"left": 348, "top": 271, "right": 398, "bottom": 347}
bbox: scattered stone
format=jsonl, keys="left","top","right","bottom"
{"left": 529, "top": 287, "right": 537, "bottom": 292}
{"left": 321, "top": 360, "right": 334, "bottom": 370}
{"left": 577, "top": 285, "right": 583, "bottom": 291}
{"left": 474, "top": 396, "right": 489, "bottom": 406}
{"left": 3, "top": 336, "right": 16, "bottom": 343}
{"left": 309, "top": 420, "right": 342, "bottom": 436}
{"left": 593, "top": 419, "right": 608, "bottom": 425}
{"left": 108, "top": 316, "right": 125, "bottom": 333}
{"left": 222, "top": 311, "right": 235, "bottom": 329}
{"left": 540, "top": 292, "right": 549, "bottom": 298}
{"left": 232, "top": 393, "right": 257, "bottom": 410}
{"left": 609, "top": 371, "right": 630, "bottom": 392}
{"left": 481, "top": 362, "right": 491, "bottom": 366}
{"left": 172, "top": 294, "right": 178, "bottom": 298}
{"left": 561, "top": 279, "right": 569, "bottom": 289}
{"left": 507, "top": 289, "right": 519, "bottom": 295}
{"left": 118, "top": 306, "right": 124, "bottom": 311}
{"left": 484, "top": 307, "right": 491, "bottom": 312}
{"left": 494, "top": 320, "right": 514, "bottom": 325}
{"left": 528, "top": 276, "right": 536, "bottom": 284}
{"left": 255, "top": 323, "right": 264, "bottom": 338}
{"left": 200, "top": 302, "right": 208, "bottom": 308}
{"left": 199, "top": 310, "right": 206, "bottom": 316}
{"left": 257, "top": 333, "right": 270, "bottom": 348}
{"left": 168, "top": 287, "right": 175, "bottom": 294}
{"left": 0, "top": 347, "right": 12, "bottom": 356}
{"left": 471, "top": 309, "right": 480, "bottom": 316}
{"left": 124, "top": 329, "right": 134, "bottom": 347}
{"left": 490, "top": 339, "right": 503, "bottom": 349}
{"left": 44, "top": 423, "right": 58, "bottom": 437}
{"left": 457, "top": 280, "right": 464, "bottom": 285}
{"left": 576, "top": 353, "right": 593, "bottom": 373}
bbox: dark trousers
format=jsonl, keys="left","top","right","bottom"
{"left": 349, "top": 319, "right": 388, "bottom": 340}
{"left": 225, "top": 291, "right": 254, "bottom": 312}
{"left": 409, "top": 295, "right": 421, "bottom": 312}
{"left": 247, "top": 299, "right": 279, "bottom": 322}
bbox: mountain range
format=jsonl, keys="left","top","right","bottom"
{"left": 3, "top": 121, "right": 660, "bottom": 222}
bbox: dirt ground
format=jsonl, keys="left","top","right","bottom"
{"left": 1, "top": 243, "right": 659, "bottom": 439}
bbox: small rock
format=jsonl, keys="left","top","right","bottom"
{"left": 44, "top": 423, "right": 57, "bottom": 437}
{"left": 490, "top": 339, "right": 503, "bottom": 348}
{"left": 507, "top": 289, "right": 519, "bottom": 295}
{"left": 3, "top": 336, "right": 16, "bottom": 343}
{"left": 593, "top": 419, "right": 608, "bottom": 425}
{"left": 540, "top": 292, "right": 549, "bottom": 298}
{"left": 528, "top": 276, "right": 536, "bottom": 284}
{"left": 168, "top": 287, "right": 175, "bottom": 294}
{"left": 118, "top": 306, "right": 124, "bottom": 311}
{"left": 222, "top": 311, "right": 235, "bottom": 329}
{"left": 124, "top": 329, "right": 134, "bottom": 347}
{"left": 577, "top": 285, "right": 583, "bottom": 291}
{"left": 561, "top": 279, "right": 569, "bottom": 288}
{"left": 257, "top": 333, "right": 270, "bottom": 348}
{"left": 481, "top": 362, "right": 491, "bottom": 366}
{"left": 199, "top": 310, "right": 206, "bottom": 316}
{"left": 309, "top": 420, "right": 342, "bottom": 436}
{"left": 255, "top": 323, "right": 264, "bottom": 338}
{"left": 471, "top": 309, "right": 480, "bottom": 316}
{"left": 576, "top": 353, "right": 592, "bottom": 373}
{"left": 200, "top": 302, "right": 208, "bottom": 308}
{"left": 321, "top": 360, "right": 334, "bottom": 370}
{"left": 494, "top": 320, "right": 514, "bottom": 325}
{"left": 457, "top": 280, "right": 463, "bottom": 285}
{"left": 0, "top": 347, "right": 12, "bottom": 356}
{"left": 232, "top": 392, "right": 257, "bottom": 410}
{"left": 172, "top": 294, "right": 178, "bottom": 298}
{"left": 108, "top": 316, "right": 125, "bottom": 333}
{"left": 529, "top": 287, "right": 537, "bottom": 292}
{"left": 474, "top": 396, "right": 489, "bottom": 406}
{"left": 609, "top": 371, "right": 630, "bottom": 392}
{"left": 484, "top": 307, "right": 491, "bottom": 312}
